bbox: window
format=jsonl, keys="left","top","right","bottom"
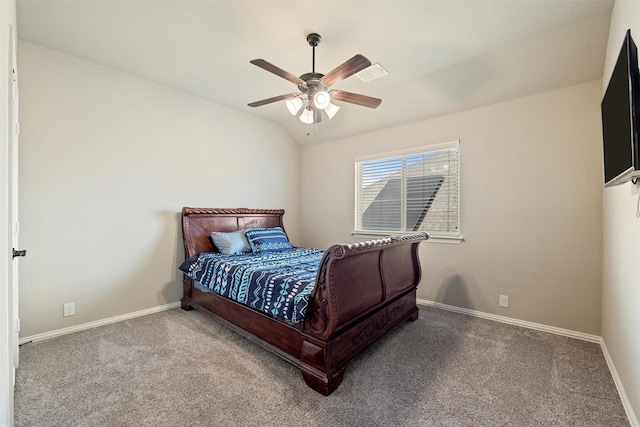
{"left": 355, "top": 141, "right": 460, "bottom": 240}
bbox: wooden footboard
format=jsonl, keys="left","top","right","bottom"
{"left": 304, "top": 234, "right": 426, "bottom": 340}
{"left": 299, "top": 234, "right": 426, "bottom": 394}
{"left": 180, "top": 207, "right": 427, "bottom": 395}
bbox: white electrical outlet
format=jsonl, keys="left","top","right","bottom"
{"left": 499, "top": 295, "right": 509, "bottom": 308}
{"left": 63, "top": 302, "right": 75, "bottom": 317}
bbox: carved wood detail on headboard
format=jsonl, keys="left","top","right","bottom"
{"left": 183, "top": 207, "right": 285, "bottom": 216}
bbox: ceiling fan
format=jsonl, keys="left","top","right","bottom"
{"left": 248, "top": 33, "right": 382, "bottom": 124}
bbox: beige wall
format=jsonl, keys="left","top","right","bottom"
{"left": 602, "top": 1, "right": 640, "bottom": 424}
{"left": 17, "top": 42, "right": 300, "bottom": 338}
{"left": 300, "top": 81, "right": 603, "bottom": 336}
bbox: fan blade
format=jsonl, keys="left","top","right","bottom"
{"left": 331, "top": 90, "right": 382, "bottom": 108}
{"left": 248, "top": 93, "right": 297, "bottom": 107}
{"left": 250, "top": 59, "right": 305, "bottom": 86}
{"left": 321, "top": 54, "right": 372, "bottom": 86}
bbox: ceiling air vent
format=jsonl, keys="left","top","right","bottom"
{"left": 356, "top": 63, "right": 388, "bottom": 82}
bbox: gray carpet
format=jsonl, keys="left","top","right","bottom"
{"left": 15, "top": 306, "right": 629, "bottom": 426}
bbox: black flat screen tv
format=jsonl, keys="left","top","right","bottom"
{"left": 601, "top": 30, "right": 640, "bottom": 187}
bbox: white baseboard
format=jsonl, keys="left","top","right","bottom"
{"left": 19, "top": 301, "right": 181, "bottom": 345}
{"left": 418, "top": 299, "right": 638, "bottom": 427}
{"left": 600, "top": 340, "right": 640, "bottom": 427}
{"left": 417, "top": 299, "right": 601, "bottom": 342}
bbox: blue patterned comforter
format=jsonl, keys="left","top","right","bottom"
{"left": 179, "top": 248, "right": 324, "bottom": 324}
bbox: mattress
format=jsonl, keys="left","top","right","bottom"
{"left": 179, "top": 247, "right": 324, "bottom": 323}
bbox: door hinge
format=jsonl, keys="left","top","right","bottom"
{"left": 13, "top": 220, "right": 19, "bottom": 235}
{"left": 15, "top": 318, "right": 20, "bottom": 333}
{"left": 14, "top": 121, "right": 19, "bottom": 136}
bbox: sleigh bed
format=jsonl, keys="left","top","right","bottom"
{"left": 179, "top": 207, "right": 427, "bottom": 395}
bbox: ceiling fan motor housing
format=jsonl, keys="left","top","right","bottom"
{"left": 298, "top": 72, "right": 325, "bottom": 91}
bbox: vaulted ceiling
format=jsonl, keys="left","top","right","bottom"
{"left": 16, "top": 1, "right": 614, "bottom": 145}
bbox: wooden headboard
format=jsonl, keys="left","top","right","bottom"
{"left": 181, "top": 207, "right": 286, "bottom": 257}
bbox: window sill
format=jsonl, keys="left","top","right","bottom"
{"left": 351, "top": 231, "right": 464, "bottom": 245}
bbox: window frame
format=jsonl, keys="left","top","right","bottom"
{"left": 353, "top": 140, "right": 463, "bottom": 244}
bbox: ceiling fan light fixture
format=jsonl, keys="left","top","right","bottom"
{"left": 299, "top": 107, "right": 315, "bottom": 124}
{"left": 324, "top": 102, "right": 340, "bottom": 119}
{"left": 286, "top": 97, "right": 303, "bottom": 115}
{"left": 313, "top": 90, "right": 331, "bottom": 110}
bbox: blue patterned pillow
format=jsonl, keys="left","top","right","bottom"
{"left": 245, "top": 227, "right": 293, "bottom": 253}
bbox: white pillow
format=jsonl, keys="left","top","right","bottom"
{"left": 210, "top": 230, "right": 251, "bottom": 255}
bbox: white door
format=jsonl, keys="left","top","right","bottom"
{"left": 9, "top": 23, "right": 20, "bottom": 374}
{"left": 2, "top": 18, "right": 19, "bottom": 426}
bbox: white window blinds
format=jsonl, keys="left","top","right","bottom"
{"left": 355, "top": 142, "right": 460, "bottom": 237}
